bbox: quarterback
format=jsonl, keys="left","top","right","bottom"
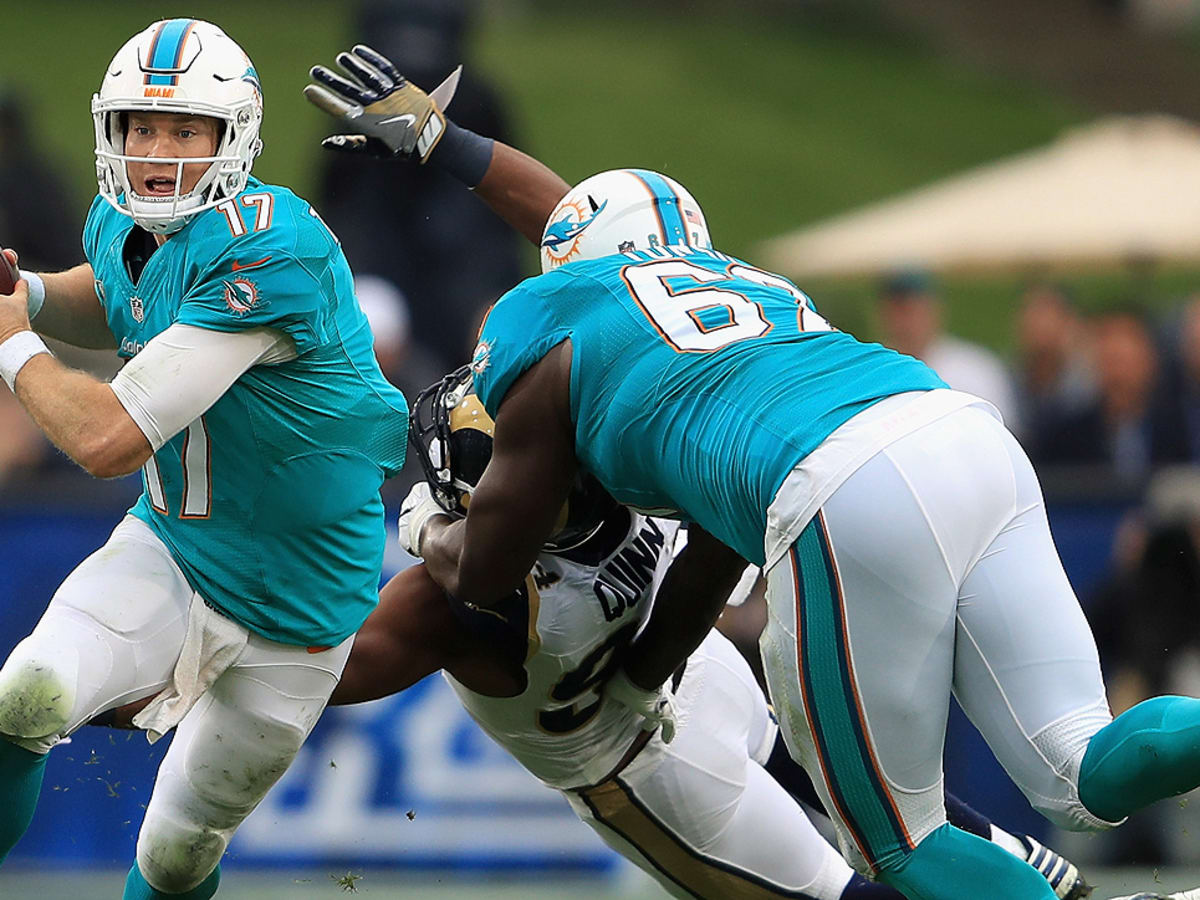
{"left": 307, "top": 48, "right": 1200, "bottom": 900}
{"left": 0, "top": 20, "right": 407, "bottom": 900}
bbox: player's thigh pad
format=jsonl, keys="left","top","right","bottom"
{"left": 0, "top": 516, "right": 193, "bottom": 752}
{"left": 135, "top": 633, "right": 351, "bottom": 893}
{"left": 567, "top": 631, "right": 851, "bottom": 899}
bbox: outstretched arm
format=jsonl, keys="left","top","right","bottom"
{"left": 472, "top": 142, "right": 570, "bottom": 246}
{"left": 306, "top": 46, "right": 569, "bottom": 246}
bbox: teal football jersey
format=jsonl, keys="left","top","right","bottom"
{"left": 83, "top": 179, "right": 408, "bottom": 646}
{"left": 473, "top": 246, "right": 946, "bottom": 566}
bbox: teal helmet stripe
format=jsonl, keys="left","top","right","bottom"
{"left": 144, "top": 18, "right": 196, "bottom": 86}
{"left": 629, "top": 169, "right": 690, "bottom": 246}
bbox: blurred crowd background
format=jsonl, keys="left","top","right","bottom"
{"left": 6, "top": 0, "right": 1200, "bottom": 888}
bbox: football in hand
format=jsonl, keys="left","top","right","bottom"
{"left": 0, "top": 250, "right": 18, "bottom": 295}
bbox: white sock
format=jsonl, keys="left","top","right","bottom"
{"left": 990, "top": 823, "right": 1027, "bottom": 858}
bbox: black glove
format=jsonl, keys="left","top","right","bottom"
{"left": 304, "top": 44, "right": 457, "bottom": 162}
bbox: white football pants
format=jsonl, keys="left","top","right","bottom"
{"left": 0, "top": 515, "right": 351, "bottom": 892}
{"left": 760, "top": 405, "right": 1114, "bottom": 877}
{"left": 567, "top": 630, "right": 858, "bottom": 899}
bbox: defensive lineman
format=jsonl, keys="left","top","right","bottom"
{"left": 308, "top": 49, "right": 1200, "bottom": 900}
{"left": 0, "top": 20, "right": 407, "bottom": 899}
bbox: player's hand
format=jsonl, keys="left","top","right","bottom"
{"left": 305, "top": 45, "right": 447, "bottom": 163}
{"left": 0, "top": 252, "right": 32, "bottom": 345}
{"left": 605, "top": 668, "right": 678, "bottom": 744}
{"left": 398, "top": 482, "right": 450, "bottom": 557}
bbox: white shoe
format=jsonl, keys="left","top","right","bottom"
{"left": 1018, "top": 835, "right": 1092, "bottom": 900}
{"left": 1107, "top": 890, "right": 1200, "bottom": 899}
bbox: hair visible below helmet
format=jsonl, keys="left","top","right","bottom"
{"left": 92, "top": 18, "right": 264, "bottom": 234}
{"left": 540, "top": 168, "right": 711, "bottom": 274}
{"left": 410, "top": 367, "right": 620, "bottom": 552}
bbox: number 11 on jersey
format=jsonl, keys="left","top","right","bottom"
{"left": 144, "top": 416, "right": 212, "bottom": 518}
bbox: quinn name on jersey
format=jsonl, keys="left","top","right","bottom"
{"left": 446, "top": 511, "right": 679, "bottom": 789}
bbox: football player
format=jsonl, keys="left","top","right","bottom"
{"left": 102, "top": 364, "right": 1089, "bottom": 899}
{"left": 0, "top": 20, "right": 412, "bottom": 900}
{"left": 306, "top": 48, "right": 1200, "bottom": 900}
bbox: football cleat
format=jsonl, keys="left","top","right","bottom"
{"left": 1019, "top": 835, "right": 1092, "bottom": 900}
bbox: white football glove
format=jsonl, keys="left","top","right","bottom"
{"left": 605, "top": 668, "right": 678, "bottom": 744}
{"left": 398, "top": 482, "right": 447, "bottom": 557}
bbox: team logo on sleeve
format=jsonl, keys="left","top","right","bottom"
{"left": 540, "top": 196, "right": 606, "bottom": 268}
{"left": 222, "top": 277, "right": 262, "bottom": 316}
{"left": 129, "top": 294, "right": 144, "bottom": 323}
{"left": 470, "top": 339, "right": 493, "bottom": 375}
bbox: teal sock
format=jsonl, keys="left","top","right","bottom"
{"left": 0, "top": 738, "right": 48, "bottom": 865}
{"left": 123, "top": 864, "right": 220, "bottom": 899}
{"left": 877, "top": 824, "right": 1055, "bottom": 900}
{"left": 1080, "top": 695, "right": 1200, "bottom": 822}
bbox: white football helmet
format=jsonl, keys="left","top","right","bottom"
{"left": 92, "top": 19, "right": 264, "bottom": 234}
{"left": 540, "top": 168, "right": 711, "bottom": 273}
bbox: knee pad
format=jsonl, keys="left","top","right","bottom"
{"left": 136, "top": 819, "right": 225, "bottom": 895}
{"left": 0, "top": 643, "right": 78, "bottom": 740}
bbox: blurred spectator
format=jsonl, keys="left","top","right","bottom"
{"left": 1085, "top": 466, "right": 1200, "bottom": 864}
{"left": 354, "top": 273, "right": 443, "bottom": 397}
{"left": 318, "top": 0, "right": 523, "bottom": 372}
{"left": 1012, "top": 283, "right": 1096, "bottom": 453}
{"left": 1162, "top": 294, "right": 1200, "bottom": 462}
{"left": 1033, "top": 305, "right": 1186, "bottom": 480}
{"left": 877, "top": 268, "right": 1020, "bottom": 426}
{"left": 0, "top": 87, "right": 82, "bottom": 272}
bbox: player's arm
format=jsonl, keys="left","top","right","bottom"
{"left": 9, "top": 254, "right": 116, "bottom": 349}
{"left": 306, "top": 46, "right": 569, "bottom": 245}
{"left": 472, "top": 142, "right": 571, "bottom": 246}
{"left": 421, "top": 340, "right": 577, "bottom": 606}
{"left": 0, "top": 278, "right": 290, "bottom": 477}
{"left": 623, "top": 525, "right": 750, "bottom": 691}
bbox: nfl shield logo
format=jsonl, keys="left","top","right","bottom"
{"left": 130, "top": 295, "right": 144, "bottom": 324}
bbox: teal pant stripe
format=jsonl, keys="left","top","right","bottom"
{"left": 793, "top": 518, "right": 911, "bottom": 869}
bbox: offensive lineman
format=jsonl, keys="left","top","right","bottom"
{"left": 0, "top": 20, "right": 414, "bottom": 900}
{"left": 356, "top": 372, "right": 1091, "bottom": 900}
{"left": 306, "top": 48, "right": 1200, "bottom": 900}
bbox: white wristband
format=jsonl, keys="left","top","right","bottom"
{"left": 0, "top": 330, "right": 50, "bottom": 390}
{"left": 20, "top": 270, "right": 45, "bottom": 321}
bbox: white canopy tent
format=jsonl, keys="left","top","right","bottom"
{"left": 756, "top": 115, "right": 1200, "bottom": 279}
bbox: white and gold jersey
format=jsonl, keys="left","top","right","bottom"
{"left": 445, "top": 511, "right": 679, "bottom": 789}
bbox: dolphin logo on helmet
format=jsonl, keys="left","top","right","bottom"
{"left": 539, "top": 169, "right": 711, "bottom": 273}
